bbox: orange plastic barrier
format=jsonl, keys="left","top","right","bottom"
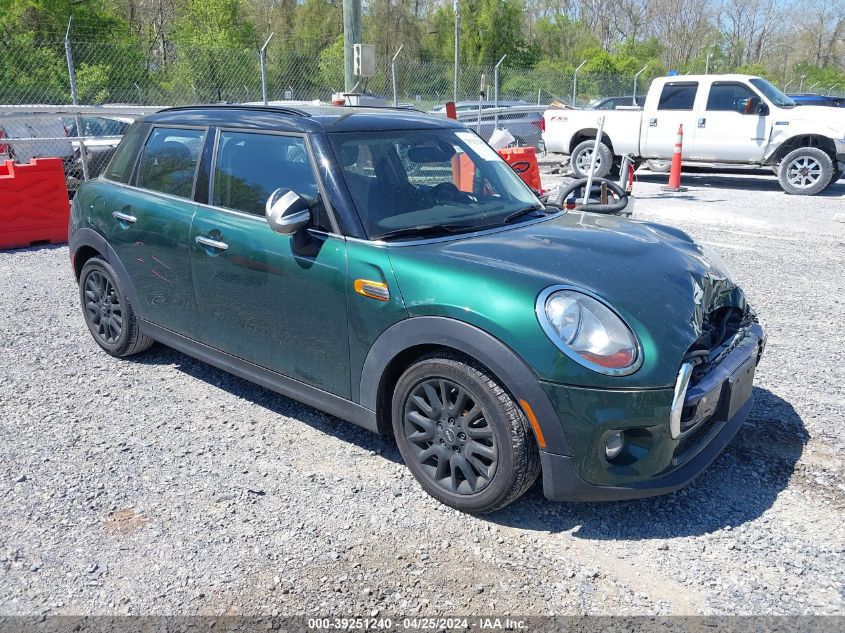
{"left": 498, "top": 146, "right": 542, "bottom": 192}
{"left": 0, "top": 158, "right": 70, "bottom": 249}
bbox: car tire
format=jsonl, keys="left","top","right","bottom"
{"left": 830, "top": 170, "right": 843, "bottom": 185}
{"left": 79, "top": 257, "right": 154, "bottom": 357}
{"left": 777, "top": 146, "right": 834, "bottom": 195}
{"left": 570, "top": 139, "right": 613, "bottom": 179}
{"left": 647, "top": 159, "right": 672, "bottom": 173}
{"left": 392, "top": 354, "right": 540, "bottom": 514}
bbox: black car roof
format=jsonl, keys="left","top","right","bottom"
{"left": 144, "top": 105, "right": 468, "bottom": 133}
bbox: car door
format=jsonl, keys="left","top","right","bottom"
{"left": 189, "top": 129, "right": 351, "bottom": 398}
{"left": 641, "top": 81, "right": 700, "bottom": 159}
{"left": 691, "top": 81, "right": 770, "bottom": 163}
{"left": 107, "top": 125, "right": 205, "bottom": 335}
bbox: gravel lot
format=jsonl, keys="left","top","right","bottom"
{"left": 1, "top": 167, "right": 843, "bottom": 618}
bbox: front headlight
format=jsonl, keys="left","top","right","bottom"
{"left": 536, "top": 286, "right": 642, "bottom": 376}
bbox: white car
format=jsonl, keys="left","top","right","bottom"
{"left": 0, "top": 114, "right": 74, "bottom": 166}
{"left": 543, "top": 74, "right": 845, "bottom": 195}
{"left": 62, "top": 116, "right": 134, "bottom": 179}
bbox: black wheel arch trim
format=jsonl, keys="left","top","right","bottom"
{"left": 359, "top": 316, "right": 572, "bottom": 456}
{"left": 70, "top": 227, "right": 145, "bottom": 321}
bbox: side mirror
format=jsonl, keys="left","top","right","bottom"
{"left": 265, "top": 188, "right": 311, "bottom": 235}
{"left": 744, "top": 96, "right": 766, "bottom": 115}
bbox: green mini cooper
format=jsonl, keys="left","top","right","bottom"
{"left": 70, "top": 105, "right": 765, "bottom": 513}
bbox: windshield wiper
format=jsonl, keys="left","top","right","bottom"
{"left": 503, "top": 205, "right": 546, "bottom": 224}
{"left": 372, "top": 223, "right": 476, "bottom": 241}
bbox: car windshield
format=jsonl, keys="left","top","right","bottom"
{"left": 749, "top": 78, "right": 795, "bottom": 108}
{"left": 330, "top": 128, "right": 544, "bottom": 240}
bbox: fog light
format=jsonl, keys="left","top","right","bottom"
{"left": 605, "top": 431, "right": 625, "bottom": 460}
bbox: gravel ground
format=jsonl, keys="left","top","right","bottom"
{"left": 1, "top": 167, "right": 843, "bottom": 618}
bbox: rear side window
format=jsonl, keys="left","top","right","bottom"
{"left": 104, "top": 122, "right": 147, "bottom": 184}
{"left": 658, "top": 83, "right": 698, "bottom": 110}
{"left": 137, "top": 127, "right": 205, "bottom": 198}
{"left": 212, "top": 131, "right": 319, "bottom": 216}
{"left": 706, "top": 83, "right": 756, "bottom": 113}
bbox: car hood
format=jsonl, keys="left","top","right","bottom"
{"left": 387, "top": 212, "right": 751, "bottom": 388}
{"left": 779, "top": 105, "right": 845, "bottom": 131}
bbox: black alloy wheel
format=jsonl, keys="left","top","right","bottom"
{"left": 83, "top": 269, "right": 124, "bottom": 346}
{"left": 402, "top": 377, "right": 498, "bottom": 495}
{"left": 78, "top": 258, "right": 154, "bottom": 357}
{"left": 392, "top": 354, "right": 540, "bottom": 513}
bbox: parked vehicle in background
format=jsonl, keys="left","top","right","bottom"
{"left": 0, "top": 114, "right": 74, "bottom": 167}
{"left": 69, "top": 104, "right": 765, "bottom": 513}
{"left": 431, "top": 101, "right": 544, "bottom": 148}
{"left": 590, "top": 95, "right": 646, "bottom": 110}
{"left": 787, "top": 94, "right": 844, "bottom": 108}
{"left": 543, "top": 74, "right": 845, "bottom": 195}
{"left": 63, "top": 116, "right": 134, "bottom": 182}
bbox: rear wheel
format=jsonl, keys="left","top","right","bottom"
{"left": 79, "top": 258, "right": 153, "bottom": 357}
{"left": 392, "top": 354, "right": 540, "bottom": 514}
{"left": 777, "top": 146, "right": 834, "bottom": 195}
{"left": 570, "top": 139, "right": 613, "bottom": 179}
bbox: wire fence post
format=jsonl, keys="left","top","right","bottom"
{"left": 453, "top": 0, "right": 461, "bottom": 103}
{"left": 808, "top": 81, "right": 820, "bottom": 92}
{"left": 391, "top": 45, "right": 403, "bottom": 107}
{"left": 260, "top": 33, "right": 274, "bottom": 105}
{"left": 572, "top": 60, "right": 586, "bottom": 107}
{"left": 798, "top": 74, "right": 806, "bottom": 92}
{"left": 493, "top": 54, "right": 506, "bottom": 129}
{"left": 633, "top": 64, "right": 647, "bottom": 105}
{"left": 64, "top": 17, "right": 89, "bottom": 181}
{"left": 829, "top": 84, "right": 840, "bottom": 96}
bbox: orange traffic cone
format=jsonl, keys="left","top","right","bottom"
{"left": 661, "top": 124, "right": 688, "bottom": 192}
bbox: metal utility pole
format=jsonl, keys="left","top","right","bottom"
{"left": 453, "top": 0, "right": 461, "bottom": 103}
{"left": 343, "top": 0, "right": 362, "bottom": 93}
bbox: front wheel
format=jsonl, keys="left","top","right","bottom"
{"left": 777, "top": 147, "right": 834, "bottom": 195}
{"left": 392, "top": 355, "right": 540, "bottom": 513}
{"left": 570, "top": 139, "right": 613, "bottom": 179}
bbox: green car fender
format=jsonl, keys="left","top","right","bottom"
{"left": 358, "top": 315, "right": 572, "bottom": 457}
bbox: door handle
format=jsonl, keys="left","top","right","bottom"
{"left": 195, "top": 235, "right": 229, "bottom": 251}
{"left": 698, "top": 118, "right": 706, "bottom": 128}
{"left": 112, "top": 210, "right": 137, "bottom": 223}
{"left": 649, "top": 117, "right": 657, "bottom": 127}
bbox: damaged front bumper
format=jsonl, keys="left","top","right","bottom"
{"left": 538, "top": 322, "right": 765, "bottom": 501}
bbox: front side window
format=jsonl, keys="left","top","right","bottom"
{"left": 658, "top": 83, "right": 698, "bottom": 110}
{"left": 105, "top": 122, "right": 147, "bottom": 184}
{"left": 706, "top": 83, "right": 756, "bottom": 113}
{"left": 330, "top": 128, "right": 543, "bottom": 240}
{"left": 212, "top": 131, "right": 318, "bottom": 217}
{"left": 137, "top": 127, "right": 205, "bottom": 198}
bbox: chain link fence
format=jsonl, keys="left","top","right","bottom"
{"left": 4, "top": 35, "right": 844, "bottom": 188}
{"left": 3, "top": 36, "right": 674, "bottom": 109}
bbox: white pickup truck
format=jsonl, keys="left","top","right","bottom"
{"left": 543, "top": 74, "right": 845, "bottom": 195}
